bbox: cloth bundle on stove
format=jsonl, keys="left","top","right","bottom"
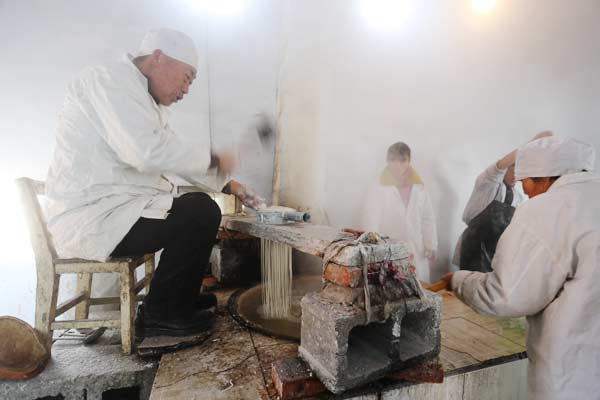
{"left": 322, "top": 231, "right": 424, "bottom": 323}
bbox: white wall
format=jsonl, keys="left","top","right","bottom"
{"left": 0, "top": 0, "right": 282, "bottom": 323}
{"left": 277, "top": 0, "right": 600, "bottom": 281}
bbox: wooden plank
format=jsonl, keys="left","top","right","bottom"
{"left": 134, "top": 276, "right": 148, "bottom": 294}
{"left": 55, "top": 261, "right": 125, "bottom": 274}
{"left": 55, "top": 292, "right": 86, "bottom": 317}
{"left": 54, "top": 254, "right": 151, "bottom": 274}
{"left": 51, "top": 319, "right": 120, "bottom": 330}
{"left": 440, "top": 291, "right": 527, "bottom": 348}
{"left": 461, "top": 313, "right": 526, "bottom": 348}
{"left": 120, "top": 268, "right": 136, "bottom": 354}
{"left": 439, "top": 343, "right": 480, "bottom": 371}
{"left": 75, "top": 272, "right": 92, "bottom": 320}
{"left": 223, "top": 216, "right": 411, "bottom": 266}
{"left": 441, "top": 318, "right": 525, "bottom": 367}
{"left": 440, "top": 291, "right": 480, "bottom": 321}
{"left": 89, "top": 295, "right": 144, "bottom": 305}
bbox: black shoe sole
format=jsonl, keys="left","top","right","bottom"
{"left": 135, "top": 317, "right": 215, "bottom": 338}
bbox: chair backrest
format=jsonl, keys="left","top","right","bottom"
{"left": 15, "top": 178, "right": 58, "bottom": 266}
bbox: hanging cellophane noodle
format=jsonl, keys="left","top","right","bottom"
{"left": 261, "top": 238, "right": 293, "bottom": 319}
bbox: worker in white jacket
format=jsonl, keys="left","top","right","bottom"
{"left": 46, "top": 28, "right": 261, "bottom": 337}
{"left": 442, "top": 136, "right": 599, "bottom": 400}
{"left": 453, "top": 131, "right": 552, "bottom": 271}
{"left": 362, "top": 142, "right": 437, "bottom": 283}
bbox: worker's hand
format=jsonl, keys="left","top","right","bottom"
{"left": 532, "top": 130, "right": 553, "bottom": 141}
{"left": 440, "top": 272, "right": 454, "bottom": 292}
{"left": 226, "top": 180, "right": 266, "bottom": 210}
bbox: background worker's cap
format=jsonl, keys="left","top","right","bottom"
{"left": 515, "top": 136, "right": 595, "bottom": 180}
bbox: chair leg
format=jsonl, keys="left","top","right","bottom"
{"left": 144, "top": 255, "right": 155, "bottom": 293}
{"left": 120, "top": 268, "right": 136, "bottom": 354}
{"left": 75, "top": 272, "right": 92, "bottom": 320}
{"left": 34, "top": 270, "right": 59, "bottom": 350}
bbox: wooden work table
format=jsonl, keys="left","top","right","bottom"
{"left": 149, "top": 290, "right": 527, "bottom": 400}
{"left": 221, "top": 215, "right": 411, "bottom": 266}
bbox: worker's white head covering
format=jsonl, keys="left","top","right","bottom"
{"left": 137, "top": 28, "right": 198, "bottom": 69}
{"left": 515, "top": 136, "right": 595, "bottom": 180}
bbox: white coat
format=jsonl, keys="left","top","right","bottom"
{"left": 46, "top": 54, "right": 222, "bottom": 261}
{"left": 452, "top": 172, "right": 600, "bottom": 400}
{"left": 452, "top": 162, "right": 527, "bottom": 266}
{"left": 362, "top": 180, "right": 438, "bottom": 283}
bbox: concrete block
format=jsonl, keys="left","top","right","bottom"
{"left": 321, "top": 284, "right": 365, "bottom": 307}
{"left": 299, "top": 291, "right": 442, "bottom": 394}
{"left": 0, "top": 338, "right": 157, "bottom": 400}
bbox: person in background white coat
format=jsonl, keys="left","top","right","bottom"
{"left": 45, "top": 28, "right": 261, "bottom": 337}
{"left": 453, "top": 131, "right": 552, "bottom": 270}
{"left": 362, "top": 142, "right": 437, "bottom": 283}
{"left": 442, "top": 136, "right": 599, "bottom": 400}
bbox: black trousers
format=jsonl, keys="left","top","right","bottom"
{"left": 111, "top": 192, "right": 221, "bottom": 319}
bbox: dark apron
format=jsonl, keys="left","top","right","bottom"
{"left": 459, "top": 184, "right": 515, "bottom": 272}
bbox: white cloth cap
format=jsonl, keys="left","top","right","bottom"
{"left": 515, "top": 136, "right": 595, "bottom": 180}
{"left": 137, "top": 28, "right": 198, "bottom": 69}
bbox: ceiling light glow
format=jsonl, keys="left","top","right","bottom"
{"left": 188, "top": 0, "right": 247, "bottom": 16}
{"left": 472, "top": 0, "right": 497, "bottom": 14}
{"left": 359, "top": 0, "right": 411, "bottom": 31}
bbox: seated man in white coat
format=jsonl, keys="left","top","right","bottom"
{"left": 45, "top": 28, "right": 259, "bottom": 337}
{"left": 442, "top": 136, "right": 599, "bottom": 400}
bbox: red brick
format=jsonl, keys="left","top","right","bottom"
{"left": 389, "top": 362, "right": 444, "bottom": 384}
{"left": 272, "top": 357, "right": 328, "bottom": 400}
{"left": 323, "top": 263, "right": 362, "bottom": 287}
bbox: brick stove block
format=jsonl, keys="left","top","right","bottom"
{"left": 298, "top": 290, "right": 442, "bottom": 394}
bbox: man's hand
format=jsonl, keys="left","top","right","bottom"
{"left": 224, "top": 180, "right": 266, "bottom": 210}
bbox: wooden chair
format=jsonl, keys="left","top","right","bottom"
{"left": 15, "top": 178, "right": 155, "bottom": 354}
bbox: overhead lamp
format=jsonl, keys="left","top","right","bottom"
{"left": 359, "top": 0, "right": 411, "bottom": 31}
{"left": 472, "top": 0, "right": 497, "bottom": 14}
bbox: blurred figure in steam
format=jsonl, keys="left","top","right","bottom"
{"left": 362, "top": 142, "right": 437, "bottom": 283}
{"left": 454, "top": 131, "right": 552, "bottom": 272}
